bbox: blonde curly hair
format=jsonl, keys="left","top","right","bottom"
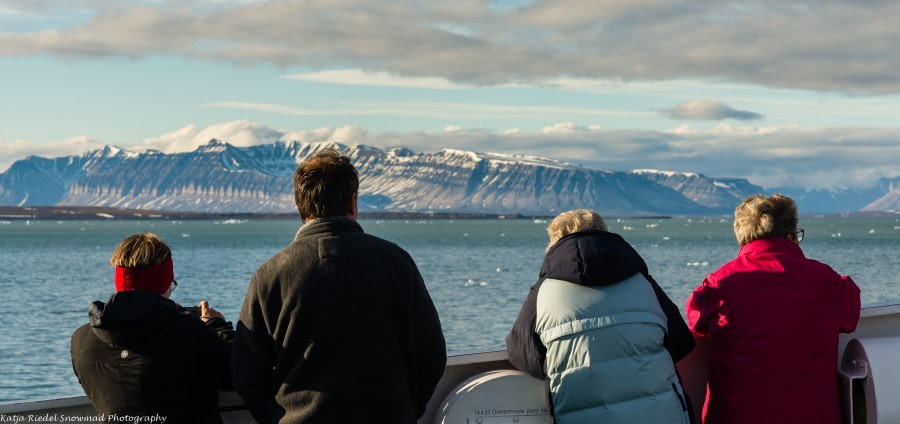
{"left": 546, "top": 209, "right": 608, "bottom": 250}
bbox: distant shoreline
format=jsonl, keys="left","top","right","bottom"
{"left": 0, "top": 206, "right": 895, "bottom": 221}
{"left": 0, "top": 206, "right": 553, "bottom": 220}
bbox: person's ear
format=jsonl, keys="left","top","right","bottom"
{"left": 786, "top": 232, "right": 799, "bottom": 245}
{"left": 348, "top": 192, "right": 358, "bottom": 220}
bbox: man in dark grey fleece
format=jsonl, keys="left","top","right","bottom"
{"left": 231, "top": 149, "right": 447, "bottom": 423}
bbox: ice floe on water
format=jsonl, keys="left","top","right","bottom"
{"left": 464, "top": 278, "right": 490, "bottom": 287}
{"left": 686, "top": 261, "right": 710, "bottom": 267}
{"left": 216, "top": 219, "right": 248, "bottom": 224}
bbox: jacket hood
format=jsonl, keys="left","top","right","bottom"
{"left": 541, "top": 230, "right": 648, "bottom": 287}
{"left": 89, "top": 290, "right": 178, "bottom": 345}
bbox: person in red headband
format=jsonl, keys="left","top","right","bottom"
{"left": 70, "top": 232, "right": 234, "bottom": 423}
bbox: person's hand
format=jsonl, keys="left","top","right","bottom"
{"left": 199, "top": 300, "right": 225, "bottom": 323}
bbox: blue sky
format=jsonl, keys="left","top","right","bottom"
{"left": 1, "top": 0, "right": 899, "bottom": 190}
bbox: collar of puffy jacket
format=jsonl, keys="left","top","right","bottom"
{"left": 541, "top": 230, "right": 648, "bottom": 287}
{"left": 738, "top": 236, "right": 806, "bottom": 258}
{"left": 88, "top": 290, "right": 178, "bottom": 345}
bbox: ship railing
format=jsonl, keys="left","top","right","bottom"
{"left": 1, "top": 302, "right": 898, "bottom": 424}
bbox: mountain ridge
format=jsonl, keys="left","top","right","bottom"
{"left": 1, "top": 140, "right": 896, "bottom": 214}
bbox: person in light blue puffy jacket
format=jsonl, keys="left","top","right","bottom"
{"left": 507, "top": 209, "right": 695, "bottom": 424}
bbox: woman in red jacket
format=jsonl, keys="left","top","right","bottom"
{"left": 686, "top": 194, "right": 860, "bottom": 424}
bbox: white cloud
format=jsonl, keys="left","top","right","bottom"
{"left": 280, "top": 125, "right": 368, "bottom": 145}
{"left": 0, "top": 135, "right": 104, "bottom": 172}
{"left": 541, "top": 122, "right": 601, "bottom": 134}
{"left": 667, "top": 123, "right": 800, "bottom": 135}
{"left": 205, "top": 102, "right": 330, "bottom": 117}
{"left": 140, "top": 120, "right": 282, "bottom": 152}
{"left": 328, "top": 125, "right": 368, "bottom": 144}
{"left": 282, "top": 70, "right": 469, "bottom": 90}
{"left": 206, "top": 99, "right": 628, "bottom": 122}
{"left": 662, "top": 99, "right": 764, "bottom": 121}
{"left": 4, "top": 1, "right": 900, "bottom": 93}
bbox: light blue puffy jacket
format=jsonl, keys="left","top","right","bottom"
{"left": 507, "top": 230, "right": 694, "bottom": 424}
{"left": 537, "top": 274, "right": 690, "bottom": 423}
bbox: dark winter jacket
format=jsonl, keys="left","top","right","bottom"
{"left": 71, "top": 290, "right": 234, "bottom": 423}
{"left": 506, "top": 230, "right": 695, "bottom": 423}
{"left": 231, "top": 217, "right": 447, "bottom": 424}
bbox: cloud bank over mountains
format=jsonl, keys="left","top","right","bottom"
{"left": 1, "top": 120, "right": 897, "bottom": 191}
{"left": 4, "top": 1, "right": 900, "bottom": 94}
{"left": 2, "top": 1, "right": 897, "bottom": 197}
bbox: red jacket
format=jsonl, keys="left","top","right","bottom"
{"left": 686, "top": 237, "right": 860, "bottom": 424}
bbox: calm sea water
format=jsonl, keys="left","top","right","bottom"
{"left": 0, "top": 216, "right": 897, "bottom": 402}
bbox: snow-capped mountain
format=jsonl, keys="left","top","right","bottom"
{"left": 630, "top": 169, "right": 764, "bottom": 209}
{"left": 0, "top": 139, "right": 874, "bottom": 215}
{"left": 769, "top": 178, "right": 900, "bottom": 213}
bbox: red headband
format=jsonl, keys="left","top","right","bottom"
{"left": 115, "top": 257, "right": 174, "bottom": 296}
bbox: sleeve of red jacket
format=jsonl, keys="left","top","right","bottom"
{"left": 506, "top": 279, "right": 547, "bottom": 379}
{"left": 686, "top": 277, "right": 718, "bottom": 336}
{"left": 838, "top": 275, "right": 861, "bottom": 333}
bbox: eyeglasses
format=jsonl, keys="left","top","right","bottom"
{"left": 170, "top": 279, "right": 178, "bottom": 293}
{"left": 794, "top": 229, "right": 805, "bottom": 243}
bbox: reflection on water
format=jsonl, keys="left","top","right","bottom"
{"left": 0, "top": 216, "right": 897, "bottom": 402}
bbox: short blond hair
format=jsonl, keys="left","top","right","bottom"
{"left": 733, "top": 194, "right": 798, "bottom": 246}
{"left": 109, "top": 233, "right": 171, "bottom": 269}
{"left": 546, "top": 209, "right": 608, "bottom": 250}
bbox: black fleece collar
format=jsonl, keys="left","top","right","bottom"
{"left": 540, "top": 230, "right": 648, "bottom": 287}
{"left": 89, "top": 290, "right": 178, "bottom": 345}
